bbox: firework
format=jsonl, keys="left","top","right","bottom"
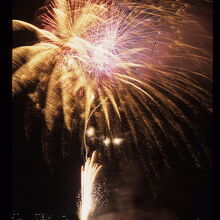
{"left": 13, "top": 0, "right": 212, "bottom": 166}
{"left": 78, "top": 151, "right": 102, "bottom": 220}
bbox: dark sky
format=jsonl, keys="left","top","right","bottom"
{"left": 12, "top": 0, "right": 213, "bottom": 219}
{"left": 12, "top": 1, "right": 81, "bottom": 218}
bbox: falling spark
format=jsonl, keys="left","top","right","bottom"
{"left": 13, "top": 0, "right": 212, "bottom": 168}
{"left": 86, "top": 127, "right": 95, "bottom": 137}
{"left": 112, "top": 137, "right": 123, "bottom": 145}
{"left": 103, "top": 137, "right": 111, "bottom": 146}
{"left": 78, "top": 151, "right": 102, "bottom": 220}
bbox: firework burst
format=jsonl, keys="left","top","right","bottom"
{"left": 13, "top": 0, "right": 212, "bottom": 167}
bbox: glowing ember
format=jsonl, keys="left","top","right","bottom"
{"left": 86, "top": 127, "right": 95, "bottom": 137}
{"left": 112, "top": 137, "right": 123, "bottom": 145}
{"left": 103, "top": 137, "right": 111, "bottom": 146}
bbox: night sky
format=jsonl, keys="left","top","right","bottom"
{"left": 11, "top": 0, "right": 213, "bottom": 219}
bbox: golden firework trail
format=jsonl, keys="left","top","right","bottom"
{"left": 78, "top": 151, "right": 102, "bottom": 220}
{"left": 13, "top": 0, "right": 212, "bottom": 166}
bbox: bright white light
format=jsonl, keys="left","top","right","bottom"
{"left": 79, "top": 152, "right": 102, "bottom": 220}
{"left": 103, "top": 137, "right": 111, "bottom": 146}
{"left": 112, "top": 137, "right": 122, "bottom": 145}
{"left": 86, "top": 127, "right": 95, "bottom": 137}
{"left": 93, "top": 46, "right": 106, "bottom": 62}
